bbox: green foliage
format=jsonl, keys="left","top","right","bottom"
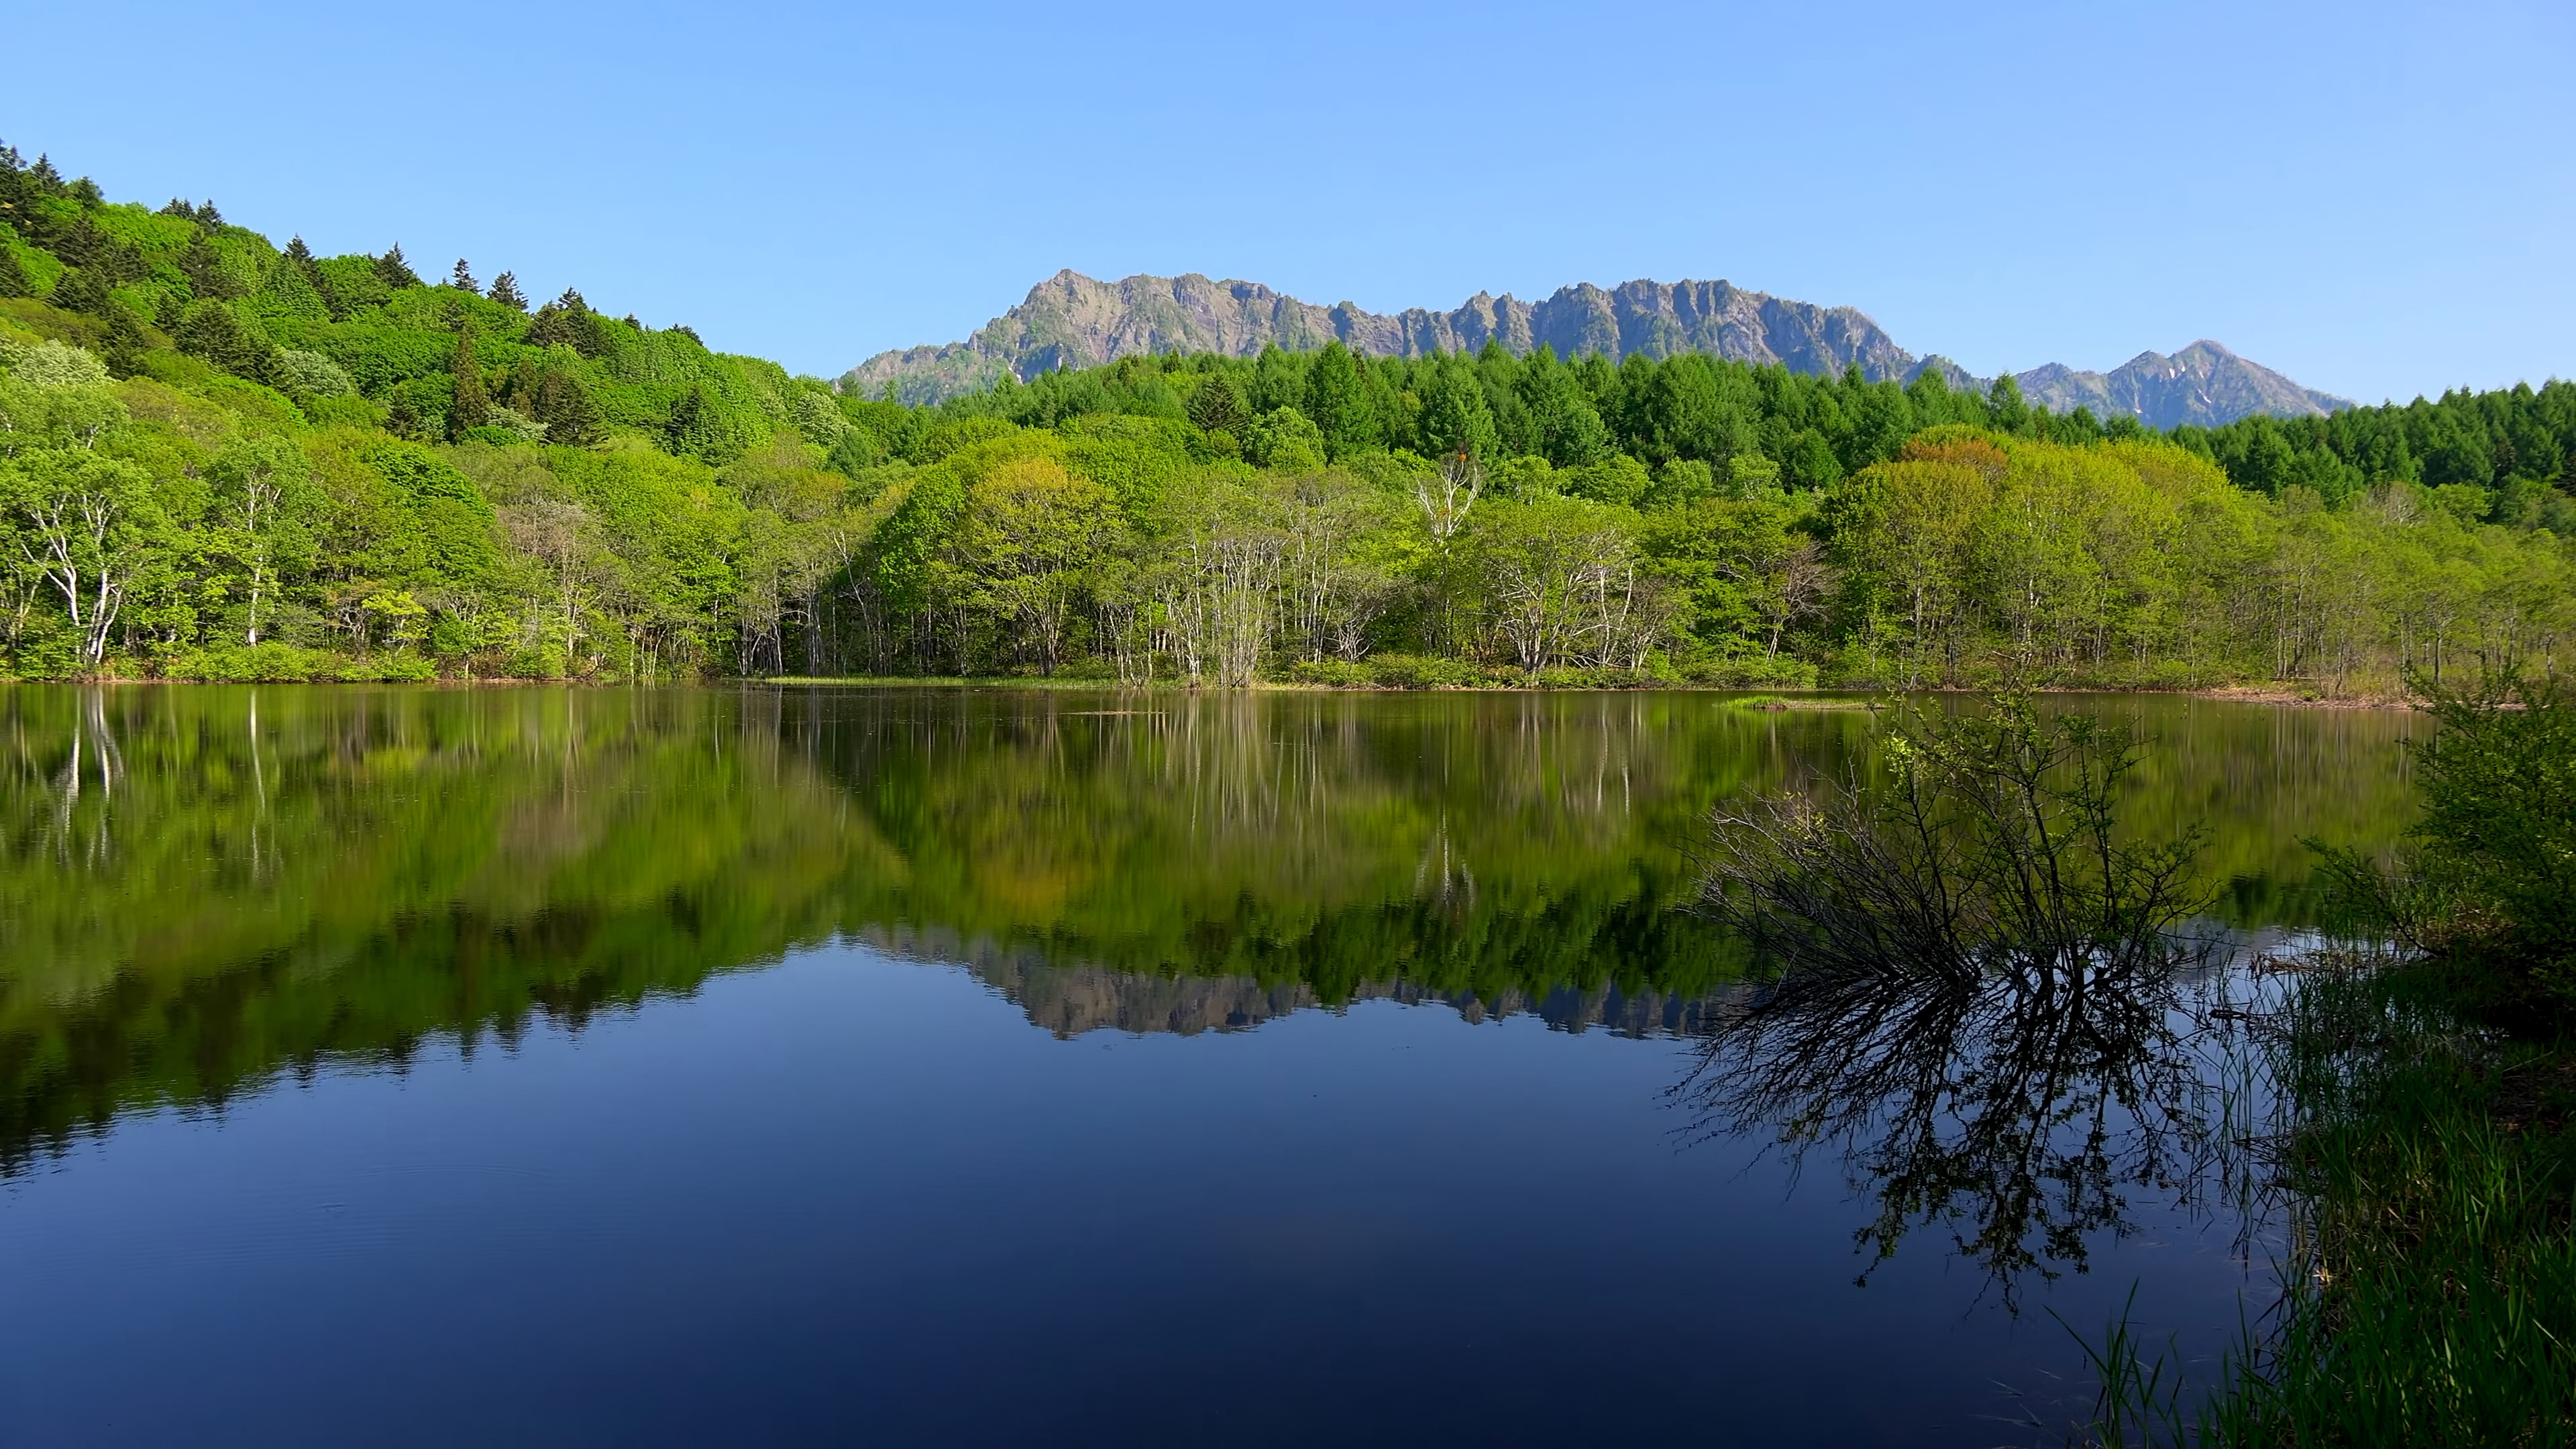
{"left": 445, "top": 326, "right": 489, "bottom": 439}
{"left": 2114, "top": 962, "right": 2576, "bottom": 1447}
{"left": 0, "top": 140, "right": 2565, "bottom": 690}
{"left": 1355, "top": 653, "right": 1486, "bottom": 688}
{"left": 1242, "top": 405, "right": 1326, "bottom": 472}
{"left": 1419, "top": 355, "right": 1500, "bottom": 463}
{"left": 1186, "top": 368, "right": 1247, "bottom": 435}
{"left": 2408, "top": 676, "right": 2576, "bottom": 984}
{"left": 1701, "top": 692, "right": 2211, "bottom": 981}
{"left": 2317, "top": 670, "right": 2576, "bottom": 1006}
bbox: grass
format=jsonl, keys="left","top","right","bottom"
{"left": 2081, "top": 953, "right": 2576, "bottom": 1447}
{"left": 760, "top": 674, "right": 1138, "bottom": 689}
{"left": 2075, "top": 670, "right": 2576, "bottom": 1445}
{"left": 1720, "top": 692, "right": 1876, "bottom": 710}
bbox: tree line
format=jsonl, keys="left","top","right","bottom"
{"left": 2, "top": 141, "right": 2569, "bottom": 690}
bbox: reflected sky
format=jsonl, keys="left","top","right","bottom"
{"left": 0, "top": 686, "right": 2417, "bottom": 1444}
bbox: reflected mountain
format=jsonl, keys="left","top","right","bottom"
{"left": 900, "top": 929, "right": 1739, "bottom": 1039}
{"left": 0, "top": 685, "right": 2412, "bottom": 1175}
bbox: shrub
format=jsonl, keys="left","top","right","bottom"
{"left": 162, "top": 642, "right": 329, "bottom": 682}
{"left": 2313, "top": 669, "right": 2576, "bottom": 1006}
{"left": 500, "top": 647, "right": 568, "bottom": 680}
{"left": 1700, "top": 690, "right": 2211, "bottom": 983}
{"left": 1366, "top": 654, "right": 1483, "bottom": 690}
{"left": 339, "top": 653, "right": 437, "bottom": 682}
{"left": 1684, "top": 651, "right": 1819, "bottom": 688}
{"left": 1285, "top": 659, "right": 1373, "bottom": 687}
{"left": 299, "top": 394, "right": 382, "bottom": 429}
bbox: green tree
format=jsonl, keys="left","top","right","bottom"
{"left": 1987, "top": 374, "right": 2030, "bottom": 434}
{"left": 951, "top": 455, "right": 1124, "bottom": 674}
{"left": 0, "top": 445, "right": 166, "bottom": 668}
{"left": 206, "top": 435, "right": 319, "bottom": 646}
{"left": 1518, "top": 350, "right": 1614, "bottom": 468}
{"left": 665, "top": 385, "right": 724, "bottom": 459}
{"left": 535, "top": 370, "right": 603, "bottom": 447}
{"left": 172, "top": 300, "right": 276, "bottom": 382}
{"left": 374, "top": 244, "right": 421, "bottom": 288}
{"left": 1462, "top": 494, "right": 1657, "bottom": 671}
{"left": 1242, "top": 407, "right": 1327, "bottom": 472}
{"left": 1419, "top": 356, "right": 1500, "bottom": 464}
{"left": 447, "top": 327, "right": 490, "bottom": 440}
{"left": 1187, "top": 370, "right": 1248, "bottom": 437}
{"left": 1835, "top": 454, "right": 1994, "bottom": 684}
{"left": 1302, "top": 341, "right": 1378, "bottom": 457}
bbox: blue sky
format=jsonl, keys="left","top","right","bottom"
{"left": 9, "top": 1, "right": 2569, "bottom": 403}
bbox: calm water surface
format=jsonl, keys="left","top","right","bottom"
{"left": 0, "top": 688, "right": 2418, "bottom": 1445}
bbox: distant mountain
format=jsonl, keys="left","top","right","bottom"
{"left": 2013, "top": 341, "right": 2353, "bottom": 430}
{"left": 841, "top": 271, "right": 2353, "bottom": 427}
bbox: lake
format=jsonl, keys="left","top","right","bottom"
{"left": 0, "top": 686, "right": 2419, "bottom": 1446}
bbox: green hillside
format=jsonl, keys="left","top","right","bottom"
{"left": 1, "top": 142, "right": 2569, "bottom": 689}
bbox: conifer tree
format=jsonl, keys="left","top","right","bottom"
{"left": 1419, "top": 356, "right": 1501, "bottom": 463}
{"left": 537, "top": 370, "right": 604, "bottom": 446}
{"left": 450, "top": 259, "right": 480, "bottom": 294}
{"left": 1187, "top": 371, "right": 1248, "bottom": 436}
{"left": 1301, "top": 342, "right": 1376, "bottom": 457}
{"left": 1986, "top": 374, "right": 2030, "bottom": 434}
{"left": 525, "top": 303, "right": 583, "bottom": 352}
{"left": 488, "top": 271, "right": 527, "bottom": 311}
{"left": 0, "top": 245, "right": 28, "bottom": 299}
{"left": 257, "top": 251, "right": 331, "bottom": 320}
{"left": 374, "top": 244, "right": 421, "bottom": 288}
{"left": 173, "top": 299, "right": 277, "bottom": 381}
{"left": 447, "top": 327, "right": 490, "bottom": 440}
{"left": 51, "top": 266, "right": 115, "bottom": 317}
{"left": 180, "top": 237, "right": 246, "bottom": 299}
{"left": 284, "top": 235, "right": 335, "bottom": 317}
{"left": 665, "top": 384, "right": 723, "bottom": 458}
{"left": 386, "top": 394, "right": 427, "bottom": 440}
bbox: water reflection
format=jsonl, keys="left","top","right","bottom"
{"left": 0, "top": 684, "right": 2410, "bottom": 1186}
{"left": 1676, "top": 948, "right": 2241, "bottom": 1303}
{"left": 930, "top": 934, "right": 1730, "bottom": 1038}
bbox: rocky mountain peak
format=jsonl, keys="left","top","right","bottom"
{"left": 842, "top": 272, "right": 2353, "bottom": 427}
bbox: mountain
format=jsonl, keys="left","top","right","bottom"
{"left": 2013, "top": 341, "right": 2353, "bottom": 430}
{"left": 841, "top": 270, "right": 2353, "bottom": 426}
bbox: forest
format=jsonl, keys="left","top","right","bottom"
{"left": 3, "top": 142, "right": 2571, "bottom": 691}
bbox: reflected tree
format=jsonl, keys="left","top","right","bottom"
{"left": 1681, "top": 694, "right": 2232, "bottom": 1300}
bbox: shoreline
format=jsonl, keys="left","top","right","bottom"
{"left": 9, "top": 676, "right": 2422, "bottom": 708}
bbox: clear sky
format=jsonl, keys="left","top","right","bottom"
{"left": 9, "top": 1, "right": 2569, "bottom": 403}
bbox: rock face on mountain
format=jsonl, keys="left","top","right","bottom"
{"left": 2013, "top": 341, "right": 2353, "bottom": 430}
{"left": 842, "top": 270, "right": 2350, "bottom": 426}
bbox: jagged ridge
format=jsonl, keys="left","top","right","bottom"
{"left": 841, "top": 270, "right": 2353, "bottom": 426}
